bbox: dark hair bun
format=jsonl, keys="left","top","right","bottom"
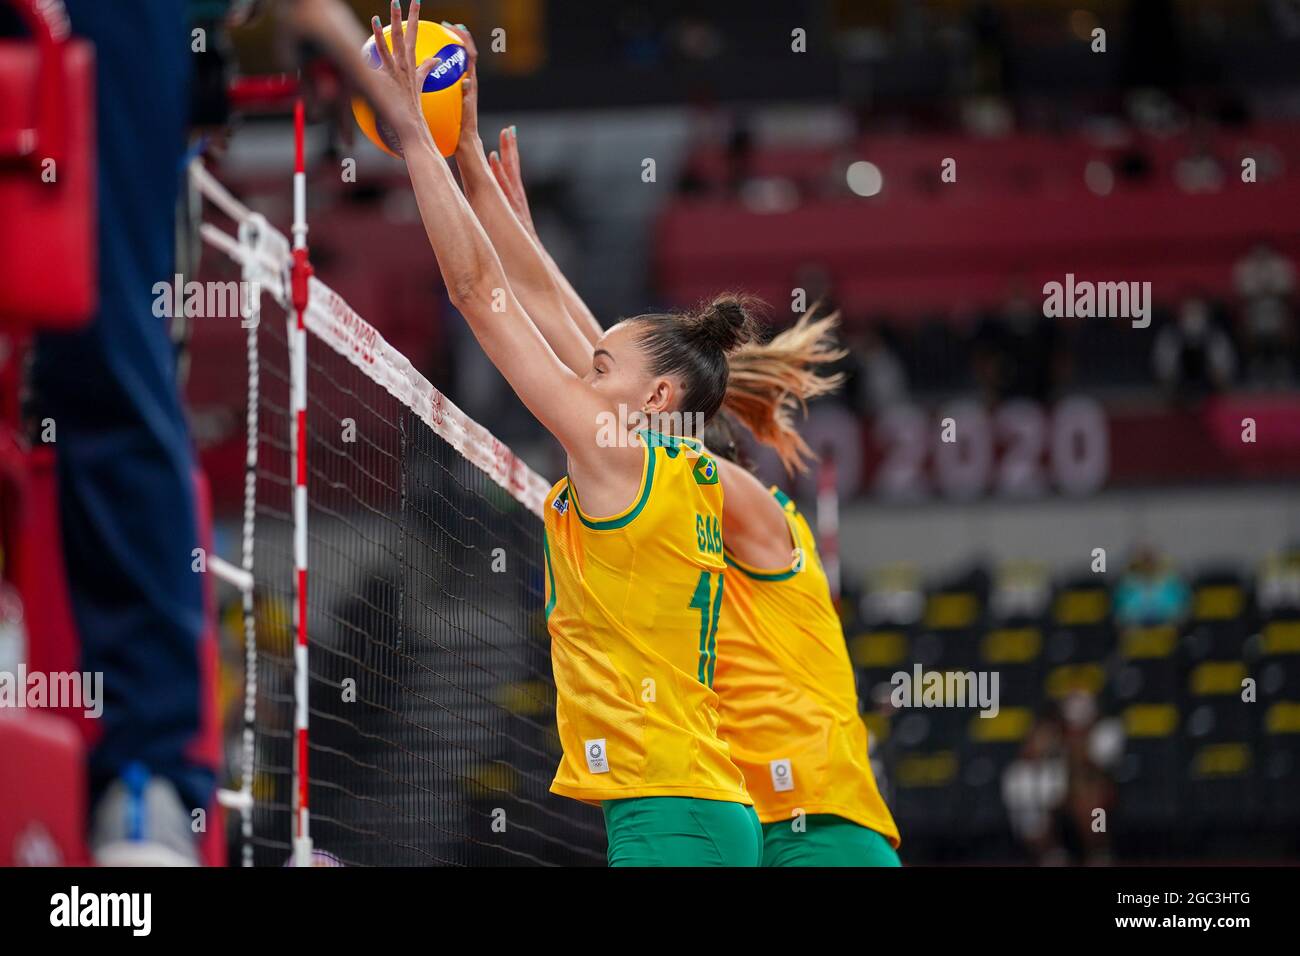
{"left": 688, "top": 294, "right": 759, "bottom": 353}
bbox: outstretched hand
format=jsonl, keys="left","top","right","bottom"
{"left": 443, "top": 22, "right": 481, "bottom": 147}
{"left": 368, "top": 0, "right": 440, "bottom": 153}
{"left": 489, "top": 126, "right": 538, "bottom": 239}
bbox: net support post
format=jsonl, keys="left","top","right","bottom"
{"left": 289, "top": 97, "right": 314, "bottom": 869}
{"left": 817, "top": 450, "right": 841, "bottom": 606}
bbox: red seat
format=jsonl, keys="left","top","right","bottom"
{"left": 0, "top": 711, "right": 89, "bottom": 866}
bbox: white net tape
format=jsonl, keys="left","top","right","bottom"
{"left": 191, "top": 162, "right": 552, "bottom": 516}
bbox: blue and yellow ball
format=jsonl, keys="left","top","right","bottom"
{"left": 352, "top": 20, "right": 467, "bottom": 158}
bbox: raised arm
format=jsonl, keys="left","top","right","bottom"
{"left": 489, "top": 125, "right": 604, "bottom": 346}
{"left": 366, "top": 4, "right": 615, "bottom": 469}
{"left": 442, "top": 26, "right": 593, "bottom": 375}
{"left": 714, "top": 457, "right": 799, "bottom": 570}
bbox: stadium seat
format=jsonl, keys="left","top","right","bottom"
{"left": 981, "top": 627, "right": 1044, "bottom": 702}
{"left": 1258, "top": 617, "right": 1300, "bottom": 700}
{"left": 921, "top": 585, "right": 985, "bottom": 668}
{"left": 961, "top": 706, "right": 1033, "bottom": 848}
{"left": 1182, "top": 686, "right": 1258, "bottom": 831}
{"left": 1044, "top": 623, "right": 1116, "bottom": 668}
{"left": 849, "top": 626, "right": 911, "bottom": 711}
{"left": 888, "top": 707, "right": 966, "bottom": 839}
{"left": 1115, "top": 625, "right": 1182, "bottom": 702}
{"left": 0, "top": 711, "right": 89, "bottom": 866}
{"left": 1259, "top": 700, "right": 1300, "bottom": 831}
{"left": 1113, "top": 703, "right": 1185, "bottom": 847}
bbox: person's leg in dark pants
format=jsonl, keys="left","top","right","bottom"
{"left": 31, "top": 1, "right": 212, "bottom": 854}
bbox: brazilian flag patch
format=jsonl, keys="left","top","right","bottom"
{"left": 692, "top": 454, "right": 719, "bottom": 485}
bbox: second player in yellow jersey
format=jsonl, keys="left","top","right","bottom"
{"left": 714, "top": 487, "right": 900, "bottom": 847}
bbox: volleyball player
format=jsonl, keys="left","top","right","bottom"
{"left": 480, "top": 76, "right": 902, "bottom": 867}
{"left": 704, "top": 365, "right": 902, "bottom": 867}
{"left": 365, "top": 3, "right": 759, "bottom": 866}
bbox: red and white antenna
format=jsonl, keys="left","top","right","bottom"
{"left": 289, "top": 96, "right": 314, "bottom": 868}
{"left": 817, "top": 447, "right": 841, "bottom": 607}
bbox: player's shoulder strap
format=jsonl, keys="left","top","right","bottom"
{"left": 641, "top": 429, "right": 720, "bottom": 487}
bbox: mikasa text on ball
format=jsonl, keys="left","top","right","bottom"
{"left": 352, "top": 20, "right": 467, "bottom": 158}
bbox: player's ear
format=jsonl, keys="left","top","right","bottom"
{"left": 642, "top": 378, "right": 674, "bottom": 415}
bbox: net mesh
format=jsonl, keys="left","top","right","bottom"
{"left": 209, "top": 209, "right": 604, "bottom": 866}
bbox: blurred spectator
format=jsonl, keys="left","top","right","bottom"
{"left": 1002, "top": 696, "right": 1118, "bottom": 866}
{"left": 728, "top": 116, "right": 802, "bottom": 213}
{"left": 861, "top": 564, "right": 925, "bottom": 628}
{"left": 972, "top": 286, "right": 1064, "bottom": 403}
{"left": 1114, "top": 547, "right": 1191, "bottom": 627}
{"left": 675, "top": 110, "right": 803, "bottom": 210}
{"left": 846, "top": 326, "right": 909, "bottom": 415}
{"left": 958, "top": 1, "right": 1016, "bottom": 136}
{"left": 966, "top": 1, "right": 1013, "bottom": 98}
{"left": 1002, "top": 704, "right": 1068, "bottom": 864}
{"left": 724, "top": 113, "right": 756, "bottom": 199}
{"left": 866, "top": 680, "right": 898, "bottom": 806}
{"left": 1257, "top": 548, "right": 1300, "bottom": 616}
{"left": 990, "top": 560, "right": 1052, "bottom": 622}
{"left": 1233, "top": 243, "right": 1296, "bottom": 388}
{"left": 1235, "top": 241, "right": 1296, "bottom": 299}
{"left": 1124, "top": 88, "right": 1185, "bottom": 138}
{"left": 1174, "top": 141, "right": 1225, "bottom": 194}
{"left": 1152, "top": 297, "right": 1236, "bottom": 402}
{"left": 1060, "top": 694, "right": 1120, "bottom": 865}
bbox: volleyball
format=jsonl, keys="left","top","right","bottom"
{"left": 351, "top": 20, "right": 467, "bottom": 158}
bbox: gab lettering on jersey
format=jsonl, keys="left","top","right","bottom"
{"left": 696, "top": 513, "right": 723, "bottom": 555}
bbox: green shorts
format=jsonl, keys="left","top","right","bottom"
{"left": 760, "top": 814, "right": 901, "bottom": 867}
{"left": 602, "top": 797, "right": 763, "bottom": 867}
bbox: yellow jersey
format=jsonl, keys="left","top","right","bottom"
{"left": 543, "top": 430, "right": 751, "bottom": 806}
{"left": 714, "top": 487, "right": 900, "bottom": 845}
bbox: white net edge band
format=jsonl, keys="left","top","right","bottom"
{"left": 302, "top": 280, "right": 553, "bottom": 518}
{"left": 192, "top": 166, "right": 553, "bottom": 521}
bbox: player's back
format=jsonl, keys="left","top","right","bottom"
{"left": 713, "top": 465, "right": 898, "bottom": 844}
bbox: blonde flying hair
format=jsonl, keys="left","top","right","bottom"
{"left": 721, "top": 306, "right": 847, "bottom": 474}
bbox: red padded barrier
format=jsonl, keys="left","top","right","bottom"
{"left": 657, "top": 179, "right": 1300, "bottom": 318}
{"left": 0, "top": 710, "right": 89, "bottom": 865}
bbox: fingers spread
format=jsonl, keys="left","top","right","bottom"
{"left": 503, "top": 128, "right": 521, "bottom": 181}
{"left": 370, "top": 16, "right": 396, "bottom": 73}
{"left": 490, "top": 157, "right": 512, "bottom": 195}
{"left": 407, "top": 0, "right": 422, "bottom": 54}
{"left": 389, "top": 0, "right": 406, "bottom": 65}
{"left": 448, "top": 23, "right": 478, "bottom": 63}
